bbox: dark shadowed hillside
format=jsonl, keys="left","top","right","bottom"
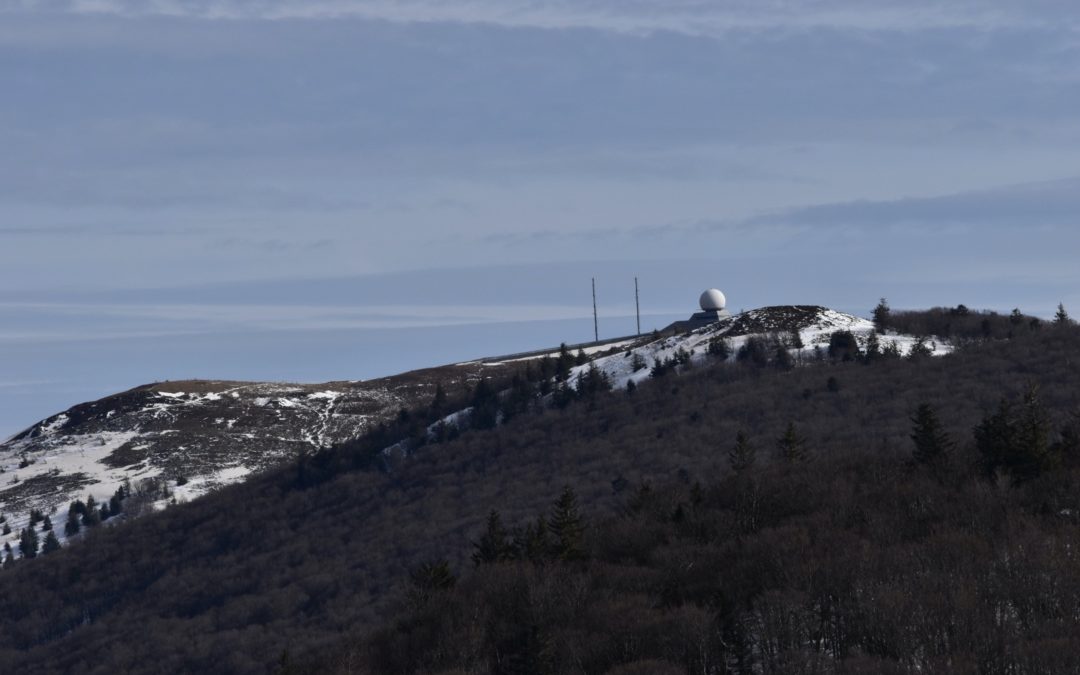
{"left": 0, "top": 317, "right": 1078, "bottom": 674}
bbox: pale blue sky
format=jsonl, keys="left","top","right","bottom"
{"left": 2, "top": 1, "right": 1080, "bottom": 436}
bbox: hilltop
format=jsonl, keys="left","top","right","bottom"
{"left": 0, "top": 305, "right": 945, "bottom": 555}
{"left": 0, "top": 304, "right": 1034, "bottom": 673}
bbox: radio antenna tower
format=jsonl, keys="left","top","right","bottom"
{"left": 635, "top": 277, "right": 641, "bottom": 335}
{"left": 592, "top": 277, "right": 599, "bottom": 343}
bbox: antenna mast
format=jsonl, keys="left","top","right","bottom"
{"left": 635, "top": 277, "right": 641, "bottom": 335}
{"left": 592, "top": 277, "right": 599, "bottom": 343}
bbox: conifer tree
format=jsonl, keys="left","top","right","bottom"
{"left": 65, "top": 509, "right": 81, "bottom": 537}
{"left": 729, "top": 431, "right": 756, "bottom": 472}
{"left": 864, "top": 331, "right": 882, "bottom": 362}
{"left": 42, "top": 515, "right": 52, "bottom": 531}
{"left": 430, "top": 383, "right": 448, "bottom": 414}
{"left": 2, "top": 552, "right": 13, "bottom": 570}
{"left": 882, "top": 341, "right": 902, "bottom": 359}
{"left": 707, "top": 337, "right": 732, "bottom": 359}
{"left": 555, "top": 343, "right": 573, "bottom": 381}
{"left": 1, "top": 522, "right": 9, "bottom": 536}
{"left": 908, "top": 336, "right": 933, "bottom": 359}
{"left": 774, "top": 345, "right": 794, "bottom": 371}
{"left": 1054, "top": 302, "right": 1071, "bottom": 326}
{"left": 521, "top": 516, "right": 551, "bottom": 563}
{"left": 472, "top": 510, "right": 513, "bottom": 566}
{"left": 470, "top": 379, "right": 500, "bottom": 430}
{"left": 82, "top": 496, "right": 101, "bottom": 528}
{"left": 1015, "top": 384, "right": 1056, "bottom": 480}
{"left": 19, "top": 527, "right": 38, "bottom": 559}
{"left": 776, "top": 422, "right": 808, "bottom": 462}
{"left": 41, "top": 531, "right": 61, "bottom": 555}
{"left": 973, "top": 388, "right": 1054, "bottom": 484}
{"left": 406, "top": 560, "right": 456, "bottom": 610}
{"left": 872, "top": 298, "right": 891, "bottom": 331}
{"left": 975, "top": 399, "right": 1017, "bottom": 480}
{"left": 910, "top": 403, "right": 953, "bottom": 465}
{"left": 548, "top": 486, "right": 585, "bottom": 561}
{"left": 789, "top": 329, "right": 804, "bottom": 350}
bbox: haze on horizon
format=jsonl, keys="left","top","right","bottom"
{"left": 2, "top": 0, "right": 1080, "bottom": 436}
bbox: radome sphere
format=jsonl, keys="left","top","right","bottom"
{"left": 699, "top": 289, "right": 727, "bottom": 311}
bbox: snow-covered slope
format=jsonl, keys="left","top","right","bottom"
{"left": 567, "top": 305, "right": 951, "bottom": 390}
{"left": 0, "top": 363, "right": 504, "bottom": 552}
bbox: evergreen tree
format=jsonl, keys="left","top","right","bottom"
{"left": 82, "top": 496, "right": 101, "bottom": 528}
{"left": 729, "top": 431, "right": 756, "bottom": 472}
{"left": 737, "top": 337, "right": 770, "bottom": 367}
{"left": 2, "top": 552, "right": 13, "bottom": 570}
{"left": 774, "top": 345, "right": 794, "bottom": 371}
{"left": 41, "top": 515, "right": 52, "bottom": 531}
{"left": 406, "top": 560, "right": 456, "bottom": 610}
{"left": 973, "top": 388, "right": 1055, "bottom": 484}
{"left": 776, "top": 422, "right": 808, "bottom": 462}
{"left": 471, "top": 510, "right": 513, "bottom": 566}
{"left": 521, "top": 516, "right": 551, "bottom": 564}
{"left": 872, "top": 298, "right": 891, "bottom": 331}
{"left": 548, "top": 486, "right": 585, "bottom": 561}
{"left": 975, "top": 400, "right": 1017, "bottom": 480}
{"left": 828, "top": 331, "right": 861, "bottom": 362}
{"left": 789, "top": 329, "right": 804, "bottom": 350}
{"left": 864, "top": 331, "right": 882, "bottom": 362}
{"left": 65, "top": 508, "right": 81, "bottom": 537}
{"left": 908, "top": 336, "right": 933, "bottom": 359}
{"left": 707, "top": 337, "right": 732, "bottom": 360}
{"left": 555, "top": 343, "right": 574, "bottom": 381}
{"left": 1015, "top": 384, "right": 1056, "bottom": 480}
{"left": 881, "top": 341, "right": 902, "bottom": 359}
{"left": 1010, "top": 308, "right": 1024, "bottom": 325}
{"left": 470, "top": 379, "right": 500, "bottom": 430}
{"left": 430, "top": 383, "right": 448, "bottom": 414}
{"left": 2, "top": 522, "right": 9, "bottom": 536}
{"left": 19, "top": 527, "right": 38, "bottom": 559}
{"left": 41, "top": 531, "right": 61, "bottom": 555}
{"left": 910, "top": 403, "right": 953, "bottom": 465}
{"left": 1054, "top": 302, "right": 1071, "bottom": 326}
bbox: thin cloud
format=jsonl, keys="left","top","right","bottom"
{"left": 739, "top": 177, "right": 1080, "bottom": 230}
{"left": 8, "top": 1, "right": 1078, "bottom": 36}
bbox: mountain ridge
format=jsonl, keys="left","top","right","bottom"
{"left": 0, "top": 305, "right": 947, "bottom": 556}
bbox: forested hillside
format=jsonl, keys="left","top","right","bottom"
{"left": 0, "top": 310, "right": 1077, "bottom": 674}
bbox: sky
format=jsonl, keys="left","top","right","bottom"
{"left": 2, "top": 0, "right": 1080, "bottom": 437}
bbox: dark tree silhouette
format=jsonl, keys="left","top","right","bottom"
{"left": 471, "top": 510, "right": 513, "bottom": 566}
{"left": 548, "top": 487, "right": 585, "bottom": 561}
{"left": 729, "top": 431, "right": 756, "bottom": 472}
{"left": 910, "top": 403, "right": 953, "bottom": 465}
{"left": 872, "top": 297, "right": 891, "bottom": 331}
{"left": 776, "top": 422, "right": 808, "bottom": 462}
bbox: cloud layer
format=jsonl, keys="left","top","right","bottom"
{"left": 10, "top": 0, "right": 1080, "bottom": 35}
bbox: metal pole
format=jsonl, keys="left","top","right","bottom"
{"left": 592, "top": 277, "right": 599, "bottom": 343}
{"left": 635, "top": 277, "right": 640, "bottom": 335}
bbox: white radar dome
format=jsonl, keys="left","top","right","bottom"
{"left": 699, "top": 289, "right": 727, "bottom": 311}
